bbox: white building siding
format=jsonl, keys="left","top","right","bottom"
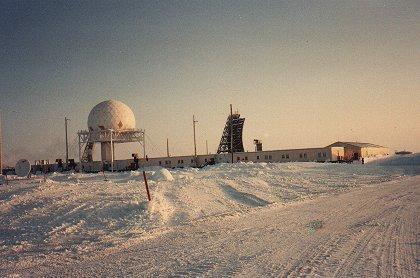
{"left": 72, "top": 142, "right": 387, "bottom": 172}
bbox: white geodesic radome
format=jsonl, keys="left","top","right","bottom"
{"left": 87, "top": 100, "right": 136, "bottom": 131}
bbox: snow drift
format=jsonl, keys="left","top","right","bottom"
{"left": 0, "top": 154, "right": 418, "bottom": 270}
{"left": 150, "top": 168, "right": 174, "bottom": 182}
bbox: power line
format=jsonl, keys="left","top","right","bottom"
{"left": 144, "top": 133, "right": 164, "bottom": 157}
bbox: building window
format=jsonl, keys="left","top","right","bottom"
{"left": 257, "top": 155, "right": 259, "bottom": 160}
{"left": 323, "top": 152, "right": 326, "bottom": 157}
{"left": 181, "top": 159, "right": 183, "bottom": 163}
{"left": 318, "top": 152, "right": 321, "bottom": 158}
{"left": 286, "top": 154, "right": 289, "bottom": 159}
{"left": 300, "top": 153, "right": 303, "bottom": 158}
{"left": 269, "top": 155, "right": 272, "bottom": 160}
{"left": 205, "top": 158, "right": 207, "bottom": 162}
{"left": 159, "top": 161, "right": 161, "bottom": 165}
{"left": 282, "top": 154, "right": 285, "bottom": 159}
{"left": 245, "top": 156, "right": 248, "bottom": 161}
{"left": 265, "top": 155, "right": 268, "bottom": 159}
{"left": 304, "top": 153, "right": 307, "bottom": 158}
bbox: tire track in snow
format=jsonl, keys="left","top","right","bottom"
{"left": 279, "top": 187, "right": 417, "bottom": 277}
{"left": 3, "top": 171, "right": 418, "bottom": 277}
{"left": 219, "top": 181, "right": 271, "bottom": 208}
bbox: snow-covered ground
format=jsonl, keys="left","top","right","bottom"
{"left": 1, "top": 154, "right": 419, "bottom": 277}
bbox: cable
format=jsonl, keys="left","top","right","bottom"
{"left": 144, "top": 133, "right": 164, "bottom": 157}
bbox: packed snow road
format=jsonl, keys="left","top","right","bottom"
{"left": 20, "top": 176, "right": 420, "bottom": 277}
{"left": 0, "top": 155, "right": 419, "bottom": 277}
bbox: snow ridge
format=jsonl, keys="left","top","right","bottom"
{"left": 0, "top": 156, "right": 418, "bottom": 275}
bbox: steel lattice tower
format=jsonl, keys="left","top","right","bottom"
{"left": 217, "top": 113, "right": 245, "bottom": 154}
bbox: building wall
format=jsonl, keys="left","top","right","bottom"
{"left": 215, "top": 147, "right": 339, "bottom": 164}
{"left": 327, "top": 142, "right": 390, "bottom": 160}
{"left": 75, "top": 146, "right": 349, "bottom": 172}
{"left": 142, "top": 155, "right": 198, "bottom": 168}
{"left": 81, "top": 161, "right": 103, "bottom": 172}
{"left": 33, "top": 142, "right": 388, "bottom": 173}
{"left": 331, "top": 147, "right": 345, "bottom": 161}
{"left": 342, "top": 146, "right": 361, "bottom": 160}
{"left": 360, "top": 147, "right": 390, "bottom": 158}
{"left": 76, "top": 147, "right": 342, "bottom": 172}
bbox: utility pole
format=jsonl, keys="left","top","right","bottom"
{"left": 64, "top": 117, "right": 70, "bottom": 168}
{"left": 166, "top": 138, "right": 170, "bottom": 157}
{"left": 0, "top": 111, "right": 2, "bottom": 175}
{"left": 78, "top": 132, "right": 81, "bottom": 163}
{"left": 143, "top": 129, "right": 146, "bottom": 159}
{"left": 110, "top": 129, "right": 114, "bottom": 172}
{"left": 206, "top": 140, "right": 209, "bottom": 155}
{"left": 230, "top": 104, "right": 234, "bottom": 163}
{"left": 193, "top": 115, "right": 198, "bottom": 157}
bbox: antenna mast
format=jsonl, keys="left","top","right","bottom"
{"left": 193, "top": 115, "right": 198, "bottom": 157}
{"left": 64, "top": 117, "right": 70, "bottom": 168}
{"left": 143, "top": 129, "right": 146, "bottom": 159}
{"left": 230, "top": 104, "right": 233, "bottom": 163}
{"left": 0, "top": 111, "right": 2, "bottom": 175}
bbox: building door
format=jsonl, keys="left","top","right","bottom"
{"left": 353, "top": 152, "right": 359, "bottom": 160}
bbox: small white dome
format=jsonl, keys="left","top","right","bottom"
{"left": 88, "top": 100, "right": 136, "bottom": 131}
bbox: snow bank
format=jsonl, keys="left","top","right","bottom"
{"left": 0, "top": 160, "right": 418, "bottom": 266}
{"left": 371, "top": 153, "right": 420, "bottom": 166}
{"left": 367, "top": 153, "right": 420, "bottom": 176}
{"left": 150, "top": 168, "right": 174, "bottom": 182}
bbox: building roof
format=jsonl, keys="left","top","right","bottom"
{"left": 327, "top": 141, "right": 385, "bottom": 148}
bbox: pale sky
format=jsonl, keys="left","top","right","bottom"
{"left": 1, "top": 0, "right": 419, "bottom": 165}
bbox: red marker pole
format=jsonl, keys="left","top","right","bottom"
{"left": 142, "top": 171, "right": 151, "bottom": 201}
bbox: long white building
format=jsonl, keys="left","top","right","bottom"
{"left": 76, "top": 141, "right": 390, "bottom": 172}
